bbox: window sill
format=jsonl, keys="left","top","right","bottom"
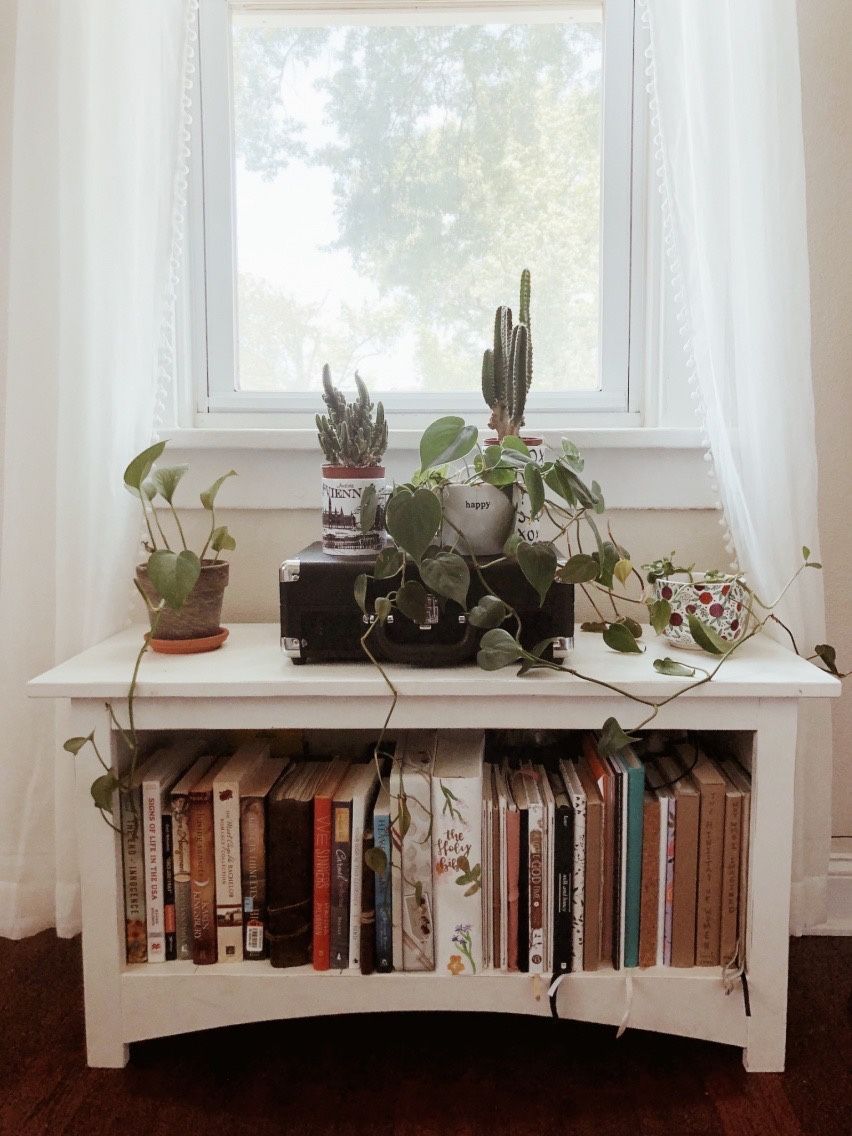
{"left": 159, "top": 426, "right": 715, "bottom": 510}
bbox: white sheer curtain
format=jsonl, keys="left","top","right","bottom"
{"left": 0, "top": 0, "right": 196, "bottom": 938}
{"left": 644, "top": 0, "right": 832, "bottom": 930}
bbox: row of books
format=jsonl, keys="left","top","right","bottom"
{"left": 120, "top": 730, "right": 751, "bottom": 974}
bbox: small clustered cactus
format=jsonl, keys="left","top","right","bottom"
{"left": 316, "top": 364, "right": 388, "bottom": 467}
{"left": 481, "top": 268, "right": 533, "bottom": 441}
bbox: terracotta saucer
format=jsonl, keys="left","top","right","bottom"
{"left": 150, "top": 627, "right": 229, "bottom": 655}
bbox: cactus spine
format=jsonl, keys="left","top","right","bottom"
{"left": 482, "top": 270, "right": 533, "bottom": 441}
{"left": 316, "top": 364, "right": 388, "bottom": 467}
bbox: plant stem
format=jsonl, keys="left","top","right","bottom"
{"left": 200, "top": 505, "right": 216, "bottom": 560}
{"left": 359, "top": 620, "right": 398, "bottom": 789}
{"left": 137, "top": 489, "right": 157, "bottom": 551}
{"left": 168, "top": 501, "right": 188, "bottom": 551}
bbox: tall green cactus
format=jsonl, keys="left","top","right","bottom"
{"left": 316, "top": 364, "right": 388, "bottom": 467}
{"left": 482, "top": 270, "right": 533, "bottom": 440}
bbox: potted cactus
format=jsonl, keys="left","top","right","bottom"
{"left": 481, "top": 269, "right": 544, "bottom": 542}
{"left": 316, "top": 365, "right": 388, "bottom": 555}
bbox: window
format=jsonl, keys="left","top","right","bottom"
{"left": 195, "top": 0, "right": 640, "bottom": 426}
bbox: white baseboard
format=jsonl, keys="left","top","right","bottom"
{"left": 804, "top": 842, "right": 852, "bottom": 936}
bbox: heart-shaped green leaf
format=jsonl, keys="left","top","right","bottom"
{"left": 523, "top": 462, "right": 544, "bottom": 519}
{"left": 503, "top": 533, "right": 523, "bottom": 558}
{"left": 613, "top": 558, "right": 632, "bottom": 585}
{"left": 354, "top": 573, "right": 368, "bottom": 613}
{"left": 396, "top": 580, "right": 428, "bottom": 624}
{"left": 146, "top": 549, "right": 201, "bottom": 611}
{"left": 420, "top": 552, "right": 470, "bottom": 608}
{"left": 476, "top": 628, "right": 525, "bottom": 671}
{"left": 802, "top": 545, "right": 811, "bottom": 561}
{"left": 375, "top": 596, "right": 392, "bottom": 622}
{"left": 480, "top": 466, "right": 515, "bottom": 487}
{"left": 364, "top": 845, "right": 388, "bottom": 875}
{"left": 544, "top": 463, "right": 577, "bottom": 506}
{"left": 124, "top": 441, "right": 167, "bottom": 492}
{"left": 373, "top": 547, "right": 404, "bottom": 579}
{"left": 359, "top": 484, "right": 378, "bottom": 534}
{"left": 501, "top": 435, "right": 530, "bottom": 457}
{"left": 598, "top": 717, "right": 640, "bottom": 758}
{"left": 64, "top": 732, "right": 94, "bottom": 756}
{"left": 560, "top": 438, "right": 584, "bottom": 471}
{"left": 152, "top": 465, "right": 189, "bottom": 504}
{"left": 687, "top": 614, "right": 729, "bottom": 655}
{"left": 617, "top": 616, "right": 643, "bottom": 639}
{"left": 648, "top": 598, "right": 672, "bottom": 634}
{"left": 419, "top": 416, "right": 478, "bottom": 470}
{"left": 200, "top": 470, "right": 237, "bottom": 511}
{"left": 593, "top": 542, "right": 620, "bottom": 589}
{"left": 210, "top": 525, "right": 236, "bottom": 553}
{"left": 559, "top": 554, "right": 599, "bottom": 584}
{"left": 90, "top": 772, "right": 120, "bottom": 812}
{"left": 580, "top": 621, "right": 608, "bottom": 633}
{"left": 468, "top": 594, "right": 510, "bottom": 629}
{"left": 385, "top": 487, "right": 442, "bottom": 563}
{"left": 653, "top": 657, "right": 697, "bottom": 677}
{"left": 517, "top": 541, "right": 557, "bottom": 605}
{"left": 603, "top": 621, "right": 644, "bottom": 653}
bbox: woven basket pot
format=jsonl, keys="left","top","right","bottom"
{"left": 136, "top": 559, "right": 229, "bottom": 640}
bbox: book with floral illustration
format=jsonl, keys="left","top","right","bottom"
{"left": 431, "top": 731, "right": 485, "bottom": 976}
{"left": 391, "top": 731, "right": 437, "bottom": 971}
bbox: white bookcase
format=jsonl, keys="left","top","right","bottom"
{"left": 29, "top": 624, "right": 839, "bottom": 1072}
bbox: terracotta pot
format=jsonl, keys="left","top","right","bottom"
{"left": 321, "top": 464, "right": 386, "bottom": 556}
{"left": 440, "top": 482, "right": 515, "bottom": 555}
{"left": 487, "top": 434, "right": 544, "bottom": 543}
{"left": 654, "top": 575, "right": 748, "bottom": 650}
{"left": 136, "top": 559, "right": 229, "bottom": 641}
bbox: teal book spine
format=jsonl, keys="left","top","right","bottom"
{"left": 373, "top": 812, "right": 393, "bottom": 972}
{"left": 623, "top": 759, "right": 645, "bottom": 968}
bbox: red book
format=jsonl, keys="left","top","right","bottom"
{"left": 311, "top": 760, "right": 349, "bottom": 971}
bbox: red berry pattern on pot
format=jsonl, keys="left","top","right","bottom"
{"left": 654, "top": 575, "right": 748, "bottom": 650}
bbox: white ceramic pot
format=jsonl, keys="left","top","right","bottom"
{"left": 321, "top": 465, "right": 385, "bottom": 555}
{"left": 440, "top": 482, "right": 516, "bottom": 556}
{"left": 654, "top": 575, "right": 748, "bottom": 650}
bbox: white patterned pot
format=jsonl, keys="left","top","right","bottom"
{"left": 321, "top": 465, "right": 385, "bottom": 555}
{"left": 654, "top": 575, "right": 748, "bottom": 650}
{"left": 488, "top": 435, "right": 544, "bottom": 544}
{"left": 440, "top": 483, "right": 515, "bottom": 555}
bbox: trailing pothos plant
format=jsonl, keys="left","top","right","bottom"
{"left": 63, "top": 441, "right": 238, "bottom": 826}
{"left": 356, "top": 416, "right": 847, "bottom": 762}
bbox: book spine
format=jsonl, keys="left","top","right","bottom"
{"left": 638, "top": 794, "right": 660, "bottom": 968}
{"left": 491, "top": 799, "right": 501, "bottom": 969}
{"left": 330, "top": 801, "right": 352, "bottom": 969}
{"left": 312, "top": 795, "right": 334, "bottom": 970}
{"left": 390, "top": 766, "right": 404, "bottom": 970}
{"left": 505, "top": 810, "right": 520, "bottom": 972}
{"left": 610, "top": 770, "right": 624, "bottom": 969}
{"left": 663, "top": 798, "right": 676, "bottom": 965}
{"left": 162, "top": 812, "right": 177, "bottom": 961}
{"left": 527, "top": 802, "right": 545, "bottom": 973}
{"left": 348, "top": 795, "right": 370, "bottom": 971}
{"left": 120, "top": 787, "right": 147, "bottom": 963}
{"left": 654, "top": 796, "right": 668, "bottom": 967}
{"left": 719, "top": 791, "right": 742, "bottom": 966}
{"left": 172, "top": 792, "right": 193, "bottom": 962}
{"left": 189, "top": 791, "right": 218, "bottom": 965}
{"left": 623, "top": 765, "right": 644, "bottom": 968}
{"left": 360, "top": 829, "right": 376, "bottom": 975}
{"left": 400, "top": 766, "right": 435, "bottom": 972}
{"left": 568, "top": 794, "right": 586, "bottom": 973}
{"left": 517, "top": 809, "right": 528, "bottom": 972}
{"left": 213, "top": 779, "right": 244, "bottom": 963}
{"left": 600, "top": 770, "right": 615, "bottom": 964}
{"left": 240, "top": 796, "right": 267, "bottom": 960}
{"left": 552, "top": 805, "right": 573, "bottom": 975}
{"left": 432, "top": 774, "right": 483, "bottom": 976}
{"left": 267, "top": 798, "right": 313, "bottom": 968}
{"left": 373, "top": 812, "right": 393, "bottom": 973}
{"left": 582, "top": 800, "right": 602, "bottom": 973}
{"left": 142, "top": 780, "right": 166, "bottom": 962}
{"left": 481, "top": 794, "right": 490, "bottom": 969}
{"left": 737, "top": 788, "right": 751, "bottom": 966}
{"left": 671, "top": 794, "right": 699, "bottom": 967}
{"left": 695, "top": 783, "right": 725, "bottom": 966}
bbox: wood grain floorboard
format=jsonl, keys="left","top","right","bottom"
{"left": 0, "top": 934, "right": 849, "bottom": 1136}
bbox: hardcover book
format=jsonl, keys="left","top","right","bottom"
{"left": 239, "top": 757, "right": 290, "bottom": 959}
{"left": 331, "top": 761, "right": 380, "bottom": 970}
{"left": 213, "top": 741, "right": 272, "bottom": 962}
{"left": 142, "top": 739, "right": 206, "bottom": 962}
{"left": 620, "top": 746, "right": 646, "bottom": 968}
{"left": 575, "top": 756, "right": 604, "bottom": 971}
{"left": 267, "top": 763, "right": 322, "bottom": 968}
{"left": 606, "top": 753, "right": 628, "bottom": 969}
{"left": 188, "top": 753, "right": 233, "bottom": 965}
{"left": 582, "top": 734, "right": 616, "bottom": 964}
{"left": 490, "top": 769, "right": 502, "bottom": 969}
{"left": 680, "top": 747, "right": 727, "bottom": 967}
{"left": 360, "top": 827, "right": 376, "bottom": 975}
{"left": 510, "top": 766, "right": 546, "bottom": 974}
{"left": 495, "top": 765, "right": 519, "bottom": 971}
{"left": 373, "top": 782, "right": 393, "bottom": 973}
{"left": 311, "top": 760, "right": 350, "bottom": 970}
{"left": 120, "top": 765, "right": 149, "bottom": 963}
{"left": 549, "top": 768, "right": 575, "bottom": 975}
{"left": 171, "top": 754, "right": 217, "bottom": 962}
{"left": 432, "top": 731, "right": 486, "bottom": 976}
{"left": 658, "top": 755, "right": 699, "bottom": 968}
{"left": 718, "top": 766, "right": 744, "bottom": 967}
{"left": 638, "top": 787, "right": 661, "bottom": 968}
{"left": 720, "top": 758, "right": 751, "bottom": 966}
{"left": 559, "top": 759, "right": 586, "bottom": 973}
{"left": 391, "top": 731, "right": 437, "bottom": 971}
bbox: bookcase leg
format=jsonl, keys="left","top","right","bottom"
{"left": 71, "top": 700, "right": 130, "bottom": 1069}
{"left": 741, "top": 701, "right": 797, "bottom": 1074}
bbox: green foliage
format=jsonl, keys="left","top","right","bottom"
{"left": 648, "top": 598, "right": 672, "bottom": 634}
{"left": 687, "top": 614, "right": 729, "bottom": 655}
{"left": 147, "top": 550, "right": 202, "bottom": 611}
{"left": 384, "top": 487, "right": 442, "bottom": 563}
{"left": 468, "top": 595, "right": 511, "bottom": 629}
{"left": 316, "top": 364, "right": 388, "bottom": 466}
{"left": 200, "top": 470, "right": 237, "bottom": 511}
{"left": 653, "top": 657, "right": 697, "bottom": 678}
{"left": 359, "top": 484, "right": 379, "bottom": 534}
{"left": 517, "top": 540, "right": 557, "bottom": 606}
{"left": 419, "top": 552, "right": 470, "bottom": 608}
{"left": 396, "top": 580, "right": 428, "bottom": 624}
{"left": 598, "top": 717, "right": 640, "bottom": 758}
{"left": 483, "top": 272, "right": 533, "bottom": 439}
{"left": 603, "top": 622, "right": 644, "bottom": 654}
{"left": 152, "top": 465, "right": 189, "bottom": 504}
{"left": 419, "top": 416, "right": 478, "bottom": 471}
{"left": 476, "top": 628, "right": 526, "bottom": 671}
{"left": 124, "top": 441, "right": 167, "bottom": 493}
{"left": 559, "top": 554, "right": 599, "bottom": 584}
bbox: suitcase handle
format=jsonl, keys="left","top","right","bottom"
{"left": 370, "top": 620, "right": 479, "bottom": 666}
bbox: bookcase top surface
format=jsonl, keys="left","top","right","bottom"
{"left": 28, "top": 623, "right": 840, "bottom": 701}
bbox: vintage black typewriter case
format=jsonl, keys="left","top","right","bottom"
{"left": 279, "top": 542, "right": 573, "bottom": 666}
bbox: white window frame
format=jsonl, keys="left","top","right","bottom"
{"left": 190, "top": 0, "right": 643, "bottom": 430}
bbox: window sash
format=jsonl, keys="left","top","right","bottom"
{"left": 195, "top": 0, "right": 640, "bottom": 424}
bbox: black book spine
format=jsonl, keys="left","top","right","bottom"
{"left": 330, "top": 801, "right": 352, "bottom": 969}
{"left": 162, "top": 813, "right": 176, "bottom": 961}
{"left": 518, "top": 808, "right": 529, "bottom": 973}
{"left": 552, "top": 805, "right": 573, "bottom": 974}
{"left": 267, "top": 798, "right": 313, "bottom": 967}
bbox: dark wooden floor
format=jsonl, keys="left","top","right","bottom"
{"left": 0, "top": 934, "right": 849, "bottom": 1136}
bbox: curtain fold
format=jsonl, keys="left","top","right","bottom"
{"left": 644, "top": 0, "right": 832, "bottom": 930}
{"left": 0, "top": 0, "right": 195, "bottom": 938}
